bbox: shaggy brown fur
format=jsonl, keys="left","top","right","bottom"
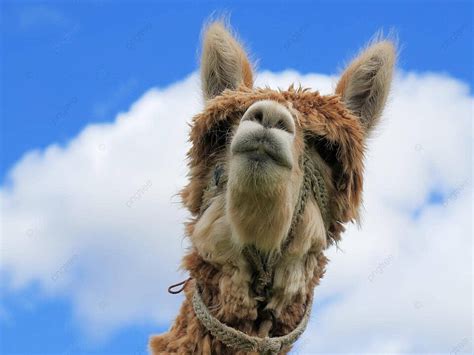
{"left": 150, "top": 21, "right": 395, "bottom": 354}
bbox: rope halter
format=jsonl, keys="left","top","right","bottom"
{"left": 189, "top": 152, "right": 330, "bottom": 353}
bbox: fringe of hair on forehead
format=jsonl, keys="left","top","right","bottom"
{"left": 181, "top": 85, "right": 366, "bottom": 244}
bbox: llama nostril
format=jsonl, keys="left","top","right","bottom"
{"left": 275, "top": 120, "right": 288, "bottom": 132}
{"left": 254, "top": 110, "right": 263, "bottom": 124}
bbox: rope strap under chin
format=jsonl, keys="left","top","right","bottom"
{"left": 192, "top": 285, "right": 312, "bottom": 354}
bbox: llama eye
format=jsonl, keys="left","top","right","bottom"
{"left": 213, "top": 165, "right": 224, "bottom": 186}
{"left": 311, "top": 136, "right": 338, "bottom": 168}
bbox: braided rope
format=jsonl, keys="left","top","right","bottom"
{"left": 304, "top": 155, "right": 330, "bottom": 229}
{"left": 282, "top": 155, "right": 314, "bottom": 252}
{"left": 243, "top": 246, "right": 273, "bottom": 298}
{"left": 192, "top": 285, "right": 312, "bottom": 354}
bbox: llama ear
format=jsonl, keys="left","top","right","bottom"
{"left": 200, "top": 21, "right": 254, "bottom": 101}
{"left": 336, "top": 40, "right": 396, "bottom": 133}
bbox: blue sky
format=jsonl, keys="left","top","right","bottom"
{"left": 1, "top": 1, "right": 472, "bottom": 354}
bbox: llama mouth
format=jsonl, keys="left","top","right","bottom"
{"left": 231, "top": 135, "right": 293, "bottom": 169}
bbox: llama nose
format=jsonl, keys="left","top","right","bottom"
{"left": 241, "top": 100, "right": 295, "bottom": 134}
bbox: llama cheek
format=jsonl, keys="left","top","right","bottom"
{"left": 192, "top": 195, "right": 238, "bottom": 264}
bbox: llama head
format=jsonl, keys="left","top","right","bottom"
{"left": 182, "top": 22, "right": 395, "bottom": 254}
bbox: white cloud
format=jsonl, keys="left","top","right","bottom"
{"left": 1, "top": 73, "right": 201, "bottom": 340}
{"left": 0, "top": 70, "right": 472, "bottom": 352}
{"left": 298, "top": 72, "right": 473, "bottom": 354}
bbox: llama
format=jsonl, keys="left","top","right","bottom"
{"left": 150, "top": 21, "right": 395, "bottom": 354}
